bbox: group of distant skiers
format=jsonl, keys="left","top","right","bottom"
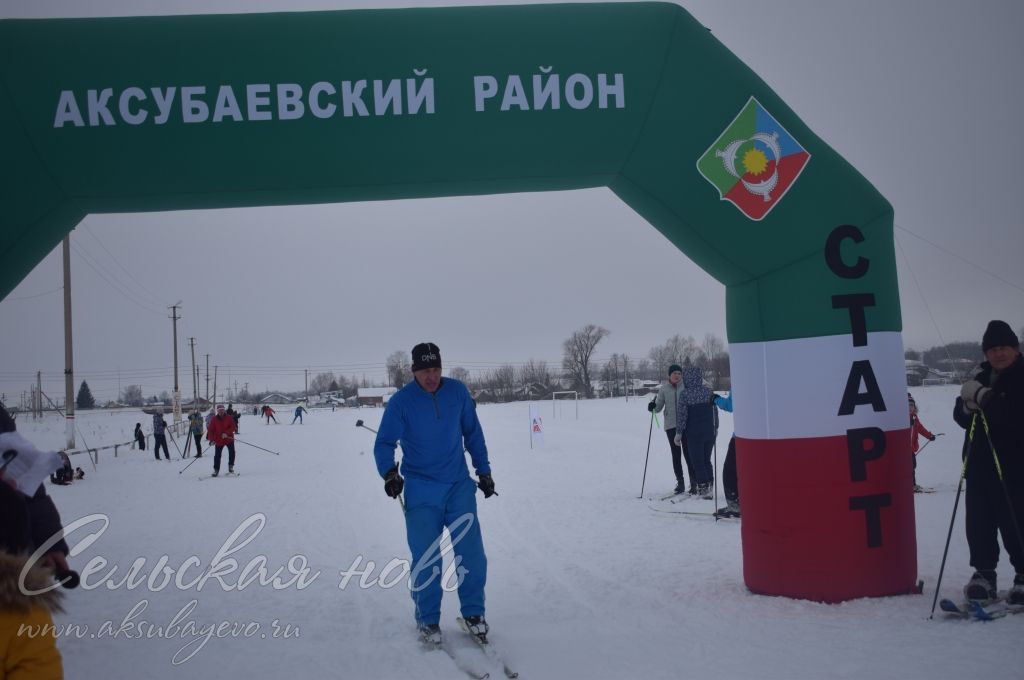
{"left": 648, "top": 364, "right": 739, "bottom": 518}
{"left": 131, "top": 401, "right": 311, "bottom": 477}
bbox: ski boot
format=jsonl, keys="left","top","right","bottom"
{"left": 463, "top": 615, "right": 489, "bottom": 641}
{"left": 1009, "top": 573, "right": 1024, "bottom": 606}
{"left": 963, "top": 570, "right": 997, "bottom": 601}
{"left": 418, "top": 623, "right": 442, "bottom": 646}
{"left": 714, "top": 500, "right": 741, "bottom": 519}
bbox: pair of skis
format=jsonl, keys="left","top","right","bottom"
{"left": 198, "top": 471, "right": 240, "bottom": 480}
{"left": 423, "top": 619, "right": 518, "bottom": 679}
{"left": 939, "top": 596, "right": 1024, "bottom": 620}
{"left": 647, "top": 490, "right": 722, "bottom": 518}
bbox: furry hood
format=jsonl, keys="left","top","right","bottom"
{"left": 0, "top": 552, "right": 64, "bottom": 614}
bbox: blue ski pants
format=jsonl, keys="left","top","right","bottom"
{"left": 686, "top": 431, "right": 715, "bottom": 485}
{"left": 403, "top": 476, "right": 487, "bottom": 626}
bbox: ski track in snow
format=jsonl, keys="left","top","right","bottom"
{"left": 14, "top": 386, "right": 1022, "bottom": 679}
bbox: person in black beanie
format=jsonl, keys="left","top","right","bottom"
{"left": 952, "top": 320, "right": 1024, "bottom": 603}
{"left": 648, "top": 363, "right": 694, "bottom": 495}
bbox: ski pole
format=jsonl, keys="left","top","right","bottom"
{"left": 713, "top": 437, "right": 720, "bottom": 519}
{"left": 232, "top": 437, "right": 281, "bottom": 456}
{"left": 637, "top": 409, "right": 655, "bottom": 499}
{"left": 357, "top": 421, "right": 406, "bottom": 511}
{"left": 168, "top": 430, "right": 186, "bottom": 460}
{"left": 914, "top": 432, "right": 944, "bottom": 457}
{"left": 929, "top": 414, "right": 975, "bottom": 619}
{"left": 178, "top": 451, "right": 203, "bottom": 474}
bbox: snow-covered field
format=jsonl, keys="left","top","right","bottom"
{"left": 14, "top": 385, "right": 1021, "bottom": 679}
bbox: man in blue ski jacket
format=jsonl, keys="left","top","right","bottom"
{"left": 373, "top": 342, "right": 496, "bottom": 644}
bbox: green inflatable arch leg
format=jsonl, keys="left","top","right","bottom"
{"left": 0, "top": 3, "right": 914, "bottom": 602}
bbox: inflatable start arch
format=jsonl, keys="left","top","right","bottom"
{"left": 0, "top": 3, "right": 915, "bottom": 602}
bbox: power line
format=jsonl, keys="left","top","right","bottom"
{"left": 81, "top": 225, "right": 167, "bottom": 307}
{"left": 894, "top": 223, "right": 1024, "bottom": 295}
{"left": 2, "top": 286, "right": 63, "bottom": 302}
{"left": 71, "top": 242, "right": 165, "bottom": 315}
{"left": 71, "top": 244, "right": 165, "bottom": 315}
{"left": 896, "top": 234, "right": 951, "bottom": 360}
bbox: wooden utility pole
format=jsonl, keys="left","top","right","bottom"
{"left": 62, "top": 235, "right": 75, "bottom": 448}
{"left": 189, "top": 337, "right": 198, "bottom": 410}
{"left": 169, "top": 303, "right": 182, "bottom": 423}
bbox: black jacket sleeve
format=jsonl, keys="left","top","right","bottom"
{"left": 952, "top": 396, "right": 973, "bottom": 430}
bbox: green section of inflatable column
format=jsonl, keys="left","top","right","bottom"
{"left": 724, "top": 211, "right": 901, "bottom": 343}
{"left": 610, "top": 6, "right": 901, "bottom": 343}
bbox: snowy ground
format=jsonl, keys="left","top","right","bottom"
{"left": 13, "top": 385, "right": 1022, "bottom": 679}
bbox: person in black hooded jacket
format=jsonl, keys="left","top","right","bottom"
{"left": 952, "top": 320, "right": 1024, "bottom": 603}
{"left": 674, "top": 366, "right": 718, "bottom": 498}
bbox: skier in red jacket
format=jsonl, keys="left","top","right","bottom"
{"left": 908, "top": 393, "right": 935, "bottom": 492}
{"left": 207, "top": 404, "right": 238, "bottom": 477}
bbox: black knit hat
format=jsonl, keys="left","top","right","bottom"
{"left": 411, "top": 342, "right": 442, "bottom": 372}
{"left": 668, "top": 364, "right": 683, "bottom": 376}
{"left": 982, "top": 320, "right": 1019, "bottom": 352}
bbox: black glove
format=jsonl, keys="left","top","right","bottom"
{"left": 383, "top": 466, "right": 404, "bottom": 498}
{"left": 56, "top": 569, "right": 81, "bottom": 590}
{"left": 647, "top": 400, "right": 657, "bottom": 412}
{"left": 477, "top": 473, "right": 497, "bottom": 498}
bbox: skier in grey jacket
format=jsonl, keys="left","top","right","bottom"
{"left": 648, "top": 364, "right": 694, "bottom": 494}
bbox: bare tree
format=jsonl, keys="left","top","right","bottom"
{"left": 517, "top": 359, "right": 553, "bottom": 391}
{"left": 492, "top": 364, "right": 517, "bottom": 401}
{"left": 386, "top": 350, "right": 411, "bottom": 387}
{"left": 600, "top": 354, "right": 624, "bottom": 397}
{"left": 562, "top": 324, "right": 609, "bottom": 398}
{"left": 122, "top": 384, "right": 143, "bottom": 407}
{"left": 309, "top": 371, "right": 336, "bottom": 395}
{"left": 449, "top": 366, "right": 471, "bottom": 383}
{"left": 700, "top": 333, "right": 729, "bottom": 390}
{"left": 648, "top": 334, "right": 699, "bottom": 372}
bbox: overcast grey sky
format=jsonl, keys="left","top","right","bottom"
{"left": 1, "top": 0, "right": 1022, "bottom": 404}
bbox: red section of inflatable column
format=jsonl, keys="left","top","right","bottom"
{"left": 729, "top": 332, "right": 918, "bottom": 601}
{"left": 737, "top": 433, "right": 916, "bottom": 602}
